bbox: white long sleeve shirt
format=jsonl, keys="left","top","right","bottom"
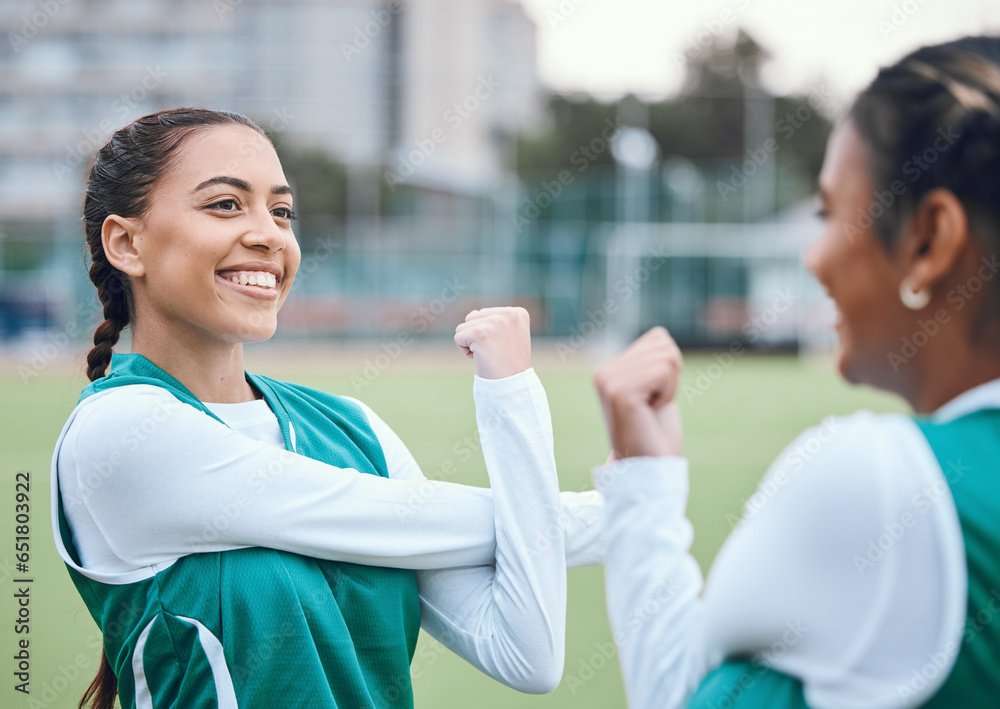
{"left": 595, "top": 379, "right": 1000, "bottom": 709}
{"left": 54, "top": 368, "right": 603, "bottom": 693}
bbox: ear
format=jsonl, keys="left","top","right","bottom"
{"left": 898, "top": 189, "right": 968, "bottom": 293}
{"left": 102, "top": 215, "right": 146, "bottom": 277}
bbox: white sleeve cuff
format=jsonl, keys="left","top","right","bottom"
{"left": 592, "top": 456, "right": 690, "bottom": 507}
{"left": 472, "top": 366, "right": 542, "bottom": 395}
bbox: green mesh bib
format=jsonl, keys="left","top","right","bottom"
{"left": 686, "top": 409, "right": 1000, "bottom": 708}
{"left": 56, "top": 353, "right": 421, "bottom": 708}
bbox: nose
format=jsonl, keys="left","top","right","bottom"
{"left": 803, "top": 238, "right": 820, "bottom": 277}
{"left": 242, "top": 207, "right": 286, "bottom": 252}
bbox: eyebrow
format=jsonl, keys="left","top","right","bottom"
{"left": 192, "top": 176, "right": 292, "bottom": 197}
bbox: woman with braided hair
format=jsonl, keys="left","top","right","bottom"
{"left": 50, "top": 108, "right": 602, "bottom": 709}
{"left": 591, "top": 35, "right": 1000, "bottom": 708}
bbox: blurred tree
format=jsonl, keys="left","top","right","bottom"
{"left": 515, "top": 29, "right": 832, "bottom": 202}
{"left": 515, "top": 95, "right": 620, "bottom": 175}
{"left": 273, "top": 137, "right": 349, "bottom": 222}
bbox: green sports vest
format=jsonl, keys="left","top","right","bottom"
{"left": 685, "top": 409, "right": 1000, "bottom": 708}
{"left": 55, "top": 353, "right": 421, "bottom": 708}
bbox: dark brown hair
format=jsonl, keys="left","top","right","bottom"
{"left": 849, "top": 36, "right": 1000, "bottom": 251}
{"left": 83, "top": 107, "right": 268, "bottom": 383}
{"left": 79, "top": 107, "right": 266, "bottom": 709}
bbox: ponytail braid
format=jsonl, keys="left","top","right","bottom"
{"left": 85, "top": 259, "right": 132, "bottom": 382}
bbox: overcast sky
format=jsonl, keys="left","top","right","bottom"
{"left": 520, "top": 0, "right": 1000, "bottom": 106}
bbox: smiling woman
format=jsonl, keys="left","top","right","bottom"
{"left": 588, "top": 36, "right": 1000, "bottom": 709}
{"left": 91, "top": 119, "right": 301, "bottom": 395}
{"left": 53, "top": 108, "right": 603, "bottom": 709}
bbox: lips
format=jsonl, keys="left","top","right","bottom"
{"left": 215, "top": 260, "right": 283, "bottom": 299}
{"left": 215, "top": 261, "right": 283, "bottom": 301}
{"left": 217, "top": 270, "right": 277, "bottom": 289}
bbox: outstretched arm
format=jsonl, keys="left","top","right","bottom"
{"left": 411, "top": 307, "right": 566, "bottom": 692}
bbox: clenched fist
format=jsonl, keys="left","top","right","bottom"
{"left": 454, "top": 307, "right": 532, "bottom": 380}
{"left": 593, "top": 326, "right": 684, "bottom": 459}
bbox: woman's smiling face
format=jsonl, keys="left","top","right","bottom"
{"left": 805, "top": 119, "right": 912, "bottom": 391}
{"left": 124, "top": 124, "right": 301, "bottom": 346}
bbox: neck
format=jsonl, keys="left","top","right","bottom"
{"left": 903, "top": 340, "right": 1000, "bottom": 415}
{"left": 129, "top": 321, "right": 257, "bottom": 403}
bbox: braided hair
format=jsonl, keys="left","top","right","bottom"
{"left": 78, "top": 108, "right": 267, "bottom": 709}
{"left": 850, "top": 36, "right": 1000, "bottom": 252}
{"left": 82, "top": 107, "right": 267, "bottom": 382}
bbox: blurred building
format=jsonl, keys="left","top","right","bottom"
{"left": 0, "top": 4, "right": 834, "bottom": 352}
{"left": 0, "top": 0, "right": 540, "bottom": 229}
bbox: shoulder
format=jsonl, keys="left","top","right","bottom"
{"left": 731, "top": 409, "right": 950, "bottom": 570}
{"left": 67, "top": 384, "right": 189, "bottom": 436}
{"left": 56, "top": 385, "right": 196, "bottom": 504}
{"left": 707, "top": 411, "right": 966, "bottom": 706}
{"left": 757, "top": 410, "right": 936, "bottom": 509}
{"left": 57, "top": 384, "right": 200, "bottom": 471}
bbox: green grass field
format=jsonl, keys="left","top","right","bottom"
{"left": 0, "top": 348, "right": 906, "bottom": 709}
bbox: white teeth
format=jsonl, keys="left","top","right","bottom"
{"left": 223, "top": 271, "right": 277, "bottom": 289}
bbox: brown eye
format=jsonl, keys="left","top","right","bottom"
{"left": 209, "top": 199, "right": 239, "bottom": 211}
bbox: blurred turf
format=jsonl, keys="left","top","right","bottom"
{"left": 0, "top": 351, "right": 906, "bottom": 708}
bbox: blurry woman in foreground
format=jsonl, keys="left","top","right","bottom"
{"left": 593, "top": 36, "right": 1000, "bottom": 708}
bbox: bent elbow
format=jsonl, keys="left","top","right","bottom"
{"left": 507, "top": 659, "right": 563, "bottom": 694}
